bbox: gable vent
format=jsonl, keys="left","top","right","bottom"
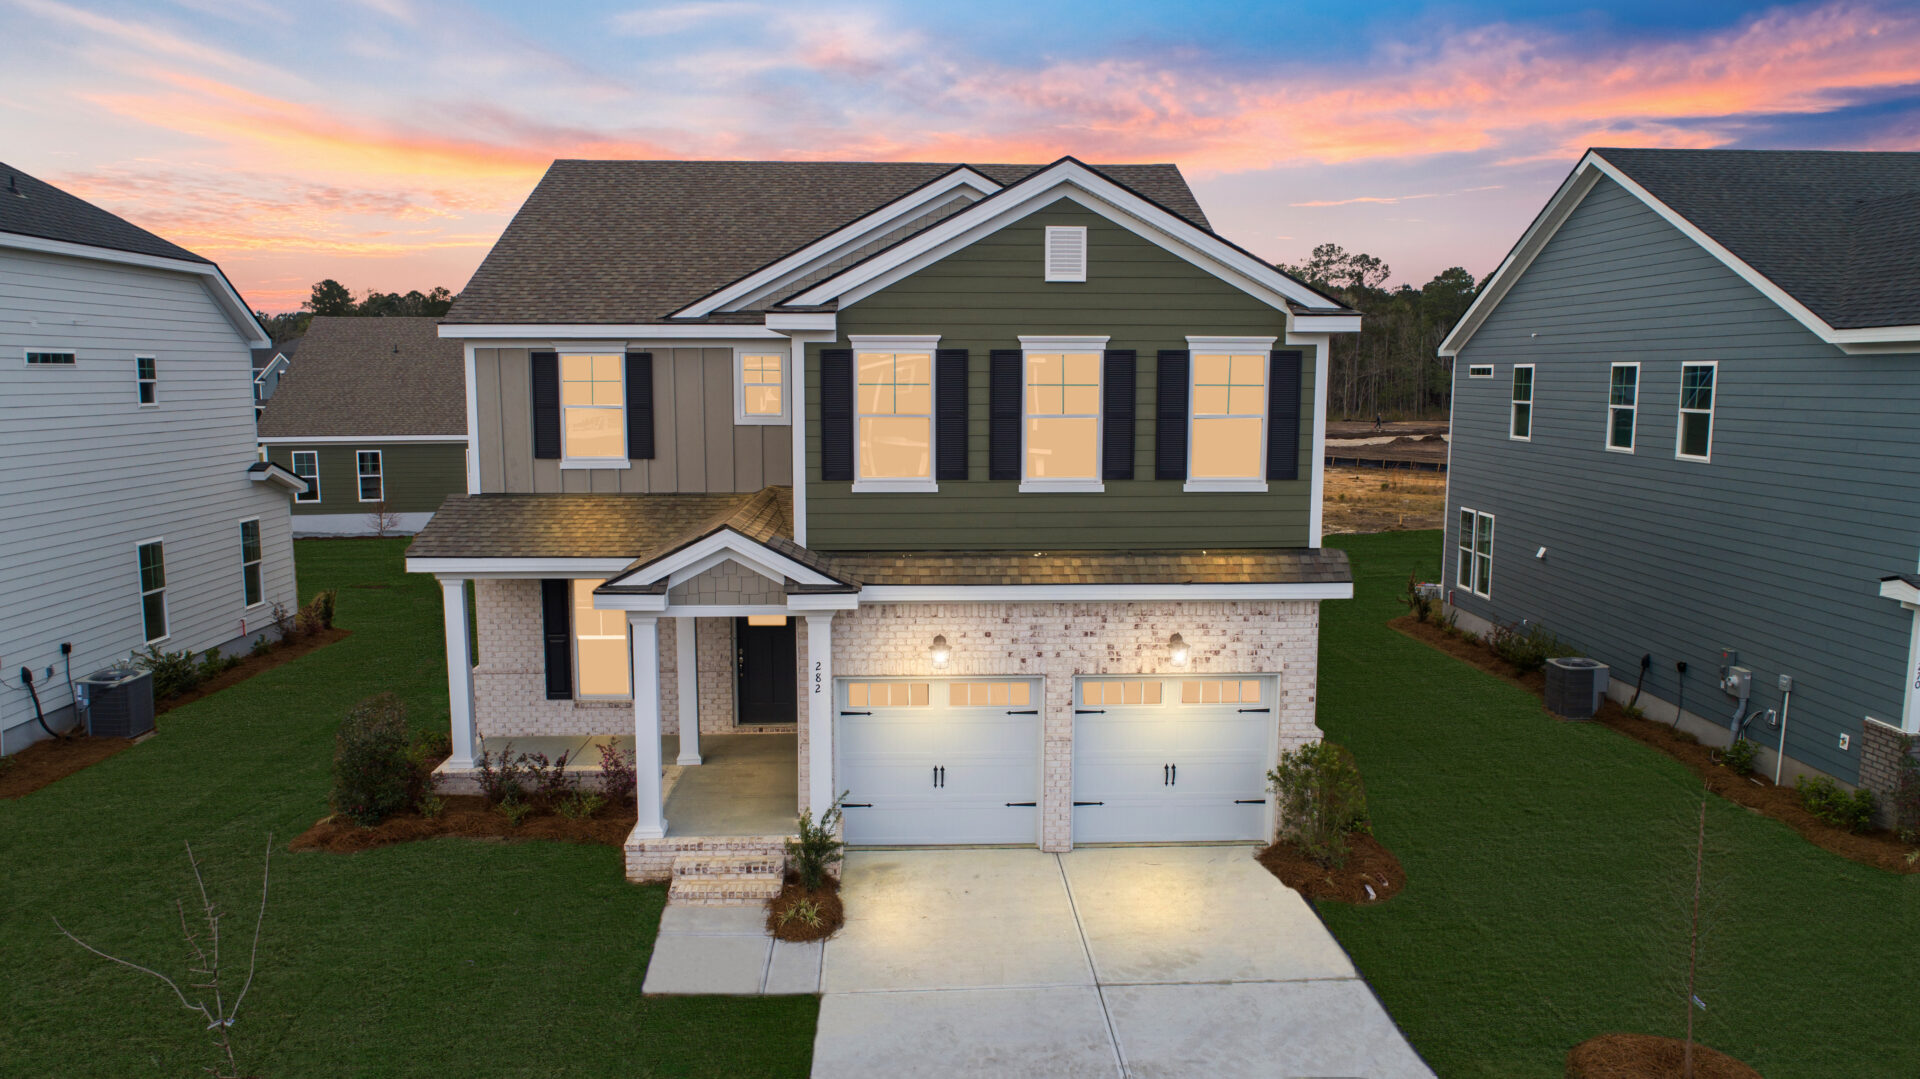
{"left": 1044, "top": 225, "right": 1087, "bottom": 282}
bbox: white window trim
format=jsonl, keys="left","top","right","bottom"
{"left": 290, "top": 450, "right": 321, "bottom": 503}
{"left": 238, "top": 516, "right": 265, "bottom": 610}
{"left": 1018, "top": 334, "right": 1108, "bottom": 493}
{"left": 1455, "top": 508, "right": 1494, "bottom": 598}
{"left": 1509, "top": 364, "right": 1534, "bottom": 442}
{"left": 1474, "top": 510, "right": 1494, "bottom": 598}
{"left": 1467, "top": 364, "right": 1494, "bottom": 378}
{"left": 1605, "top": 361, "right": 1638, "bottom": 454}
{"left": 136, "top": 355, "right": 158, "bottom": 407}
{"left": 1043, "top": 225, "right": 1088, "bottom": 283}
{"left": 136, "top": 537, "right": 169, "bottom": 645}
{"left": 848, "top": 334, "right": 940, "bottom": 493}
{"left": 559, "top": 350, "right": 629, "bottom": 467}
{"left": 1675, "top": 360, "right": 1717, "bottom": 463}
{"left": 355, "top": 449, "right": 385, "bottom": 503}
{"left": 733, "top": 347, "right": 791, "bottom": 425}
{"left": 1184, "top": 335, "right": 1275, "bottom": 493}
{"left": 24, "top": 346, "right": 77, "bottom": 367}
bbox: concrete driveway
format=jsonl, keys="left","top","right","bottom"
{"left": 812, "top": 847, "right": 1432, "bottom": 1079}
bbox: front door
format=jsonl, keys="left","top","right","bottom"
{"left": 735, "top": 617, "right": 797, "bottom": 724}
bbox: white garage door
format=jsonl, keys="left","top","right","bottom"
{"left": 836, "top": 678, "right": 1041, "bottom": 846}
{"left": 1072, "top": 677, "right": 1273, "bottom": 843}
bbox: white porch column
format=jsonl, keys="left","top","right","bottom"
{"left": 438, "top": 578, "right": 476, "bottom": 770}
{"left": 675, "top": 616, "right": 701, "bottom": 765}
{"left": 628, "top": 613, "right": 666, "bottom": 839}
{"left": 805, "top": 612, "right": 835, "bottom": 819}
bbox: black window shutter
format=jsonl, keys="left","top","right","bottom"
{"left": 1154, "top": 350, "right": 1190, "bottom": 480}
{"left": 1267, "top": 350, "right": 1304, "bottom": 481}
{"left": 1102, "top": 350, "right": 1135, "bottom": 480}
{"left": 625, "top": 351, "right": 654, "bottom": 460}
{"left": 989, "top": 349, "right": 1022, "bottom": 480}
{"left": 820, "top": 348, "right": 854, "bottom": 481}
{"left": 540, "top": 579, "right": 572, "bottom": 700}
{"left": 935, "top": 348, "right": 969, "bottom": 480}
{"left": 531, "top": 351, "right": 561, "bottom": 460}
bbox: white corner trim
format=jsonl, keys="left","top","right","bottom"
{"left": 1017, "top": 334, "right": 1110, "bottom": 350}
{"left": 766, "top": 312, "right": 836, "bottom": 332}
{"left": 0, "top": 230, "right": 269, "bottom": 347}
{"left": 1186, "top": 335, "right": 1278, "bottom": 352}
{"left": 857, "top": 582, "right": 1355, "bottom": 602}
{"left": 847, "top": 334, "right": 941, "bottom": 351}
{"left": 1285, "top": 330, "right": 1331, "bottom": 548}
{"left": 463, "top": 341, "right": 481, "bottom": 493}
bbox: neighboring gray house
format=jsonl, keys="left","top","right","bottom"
{"left": 0, "top": 162, "right": 304, "bottom": 754}
{"left": 1440, "top": 148, "right": 1920, "bottom": 808}
{"left": 252, "top": 336, "right": 298, "bottom": 418}
{"left": 258, "top": 316, "right": 467, "bottom": 536}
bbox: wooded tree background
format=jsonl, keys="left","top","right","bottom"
{"left": 1278, "top": 244, "right": 1482, "bottom": 421}
{"left": 255, "top": 279, "right": 457, "bottom": 342}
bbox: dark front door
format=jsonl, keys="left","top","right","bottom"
{"left": 735, "top": 617, "right": 797, "bottom": 724}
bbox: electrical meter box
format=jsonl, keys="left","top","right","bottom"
{"left": 1720, "top": 666, "right": 1752, "bottom": 698}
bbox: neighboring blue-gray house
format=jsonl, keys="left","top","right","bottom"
{"left": 252, "top": 337, "right": 298, "bottom": 419}
{"left": 1439, "top": 148, "right": 1920, "bottom": 809}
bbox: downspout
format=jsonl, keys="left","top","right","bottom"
{"left": 1774, "top": 684, "right": 1793, "bottom": 785}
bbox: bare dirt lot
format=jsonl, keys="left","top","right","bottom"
{"left": 1323, "top": 467, "right": 1448, "bottom": 534}
{"left": 1325, "top": 419, "right": 1450, "bottom": 439}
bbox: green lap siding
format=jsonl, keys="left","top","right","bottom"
{"left": 268, "top": 442, "right": 466, "bottom": 515}
{"left": 805, "top": 199, "right": 1315, "bottom": 551}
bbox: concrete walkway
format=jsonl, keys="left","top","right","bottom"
{"left": 642, "top": 905, "right": 823, "bottom": 995}
{"left": 812, "top": 847, "right": 1433, "bottom": 1079}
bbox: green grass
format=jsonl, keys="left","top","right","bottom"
{"left": 0, "top": 539, "right": 815, "bottom": 1078}
{"left": 1318, "top": 531, "right": 1919, "bottom": 1078}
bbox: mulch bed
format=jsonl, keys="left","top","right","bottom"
{"left": 288, "top": 794, "right": 636, "bottom": 853}
{"left": 156, "top": 627, "right": 350, "bottom": 715}
{"left": 1257, "top": 833, "right": 1406, "bottom": 904}
{"left": 0, "top": 735, "right": 135, "bottom": 799}
{"left": 765, "top": 873, "right": 844, "bottom": 942}
{"left": 1566, "top": 1033, "right": 1762, "bottom": 1078}
{"left": 1391, "top": 614, "right": 1920, "bottom": 873}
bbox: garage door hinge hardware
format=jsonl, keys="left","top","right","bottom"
{"left": 1237, "top": 707, "right": 1270, "bottom": 713}
{"left": 1074, "top": 709, "right": 1105, "bottom": 714}
{"left": 842, "top": 803, "right": 873, "bottom": 808}
{"left": 840, "top": 710, "right": 872, "bottom": 716}
{"left": 1234, "top": 799, "right": 1267, "bottom": 805}
{"left": 1006, "top": 709, "right": 1038, "bottom": 715}
{"left": 1004, "top": 801, "right": 1037, "bottom": 807}
{"left": 1074, "top": 800, "right": 1104, "bottom": 806}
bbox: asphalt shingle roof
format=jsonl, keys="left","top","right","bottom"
{"left": 0, "top": 161, "right": 209, "bottom": 263}
{"left": 256, "top": 317, "right": 465, "bottom": 438}
{"left": 446, "top": 160, "right": 1212, "bottom": 325}
{"left": 407, "top": 492, "right": 776, "bottom": 559}
{"left": 1596, "top": 148, "right": 1920, "bottom": 329}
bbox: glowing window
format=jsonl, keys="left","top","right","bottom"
{"left": 846, "top": 682, "right": 931, "bottom": 708}
{"left": 856, "top": 351, "right": 932, "bottom": 480}
{"left": 1190, "top": 353, "right": 1267, "bottom": 480}
{"left": 1079, "top": 680, "right": 1164, "bottom": 706}
{"left": 571, "top": 579, "right": 630, "bottom": 698}
{"left": 948, "top": 682, "right": 1033, "bottom": 707}
{"left": 1177, "top": 680, "right": 1263, "bottom": 705}
{"left": 740, "top": 352, "right": 785, "bottom": 420}
{"left": 561, "top": 353, "right": 626, "bottom": 460}
{"left": 1024, "top": 351, "right": 1101, "bottom": 481}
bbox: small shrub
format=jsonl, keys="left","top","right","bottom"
{"left": 1399, "top": 572, "right": 1437, "bottom": 624}
{"left": 1796, "top": 775, "right": 1876, "bottom": 834}
{"left": 295, "top": 590, "right": 336, "bottom": 636}
{"left": 1623, "top": 703, "right": 1645, "bottom": 720}
{"left": 596, "top": 742, "right": 638, "bottom": 806}
{"left": 1719, "top": 738, "right": 1758, "bottom": 777}
{"left": 1894, "top": 736, "right": 1920, "bottom": 845}
{"left": 330, "top": 694, "right": 416, "bottom": 826}
{"left": 411, "top": 729, "right": 452, "bottom": 761}
{"left": 1486, "top": 620, "right": 1575, "bottom": 674}
{"left": 786, "top": 798, "right": 846, "bottom": 890}
{"left": 416, "top": 793, "right": 446, "bottom": 819}
{"left": 131, "top": 645, "right": 203, "bottom": 701}
{"left": 776, "top": 898, "right": 824, "bottom": 929}
{"left": 558, "top": 790, "right": 605, "bottom": 821}
{"left": 497, "top": 797, "right": 535, "bottom": 827}
{"left": 1268, "top": 741, "right": 1370, "bottom": 868}
{"left": 248, "top": 637, "right": 272, "bottom": 659}
{"left": 523, "top": 751, "right": 576, "bottom": 806}
{"left": 476, "top": 743, "right": 527, "bottom": 806}
{"left": 269, "top": 600, "right": 294, "bottom": 641}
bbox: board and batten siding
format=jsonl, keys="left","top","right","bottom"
{"left": 805, "top": 199, "right": 1315, "bottom": 551}
{"left": 267, "top": 442, "right": 466, "bottom": 515}
{"left": 472, "top": 346, "right": 791, "bottom": 493}
{"left": 1445, "top": 174, "right": 1920, "bottom": 784}
{"left": 0, "top": 247, "right": 297, "bottom": 753}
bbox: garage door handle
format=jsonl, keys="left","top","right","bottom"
{"left": 1074, "top": 709, "right": 1105, "bottom": 714}
{"left": 1170, "top": 763, "right": 1176, "bottom": 785}
{"left": 1073, "top": 800, "right": 1104, "bottom": 806}
{"left": 1004, "top": 801, "right": 1036, "bottom": 807}
{"left": 1006, "top": 709, "right": 1038, "bottom": 715}
{"left": 1162, "top": 764, "right": 1170, "bottom": 786}
{"left": 842, "top": 803, "right": 873, "bottom": 808}
{"left": 840, "top": 710, "right": 872, "bottom": 716}
{"left": 1235, "top": 799, "right": 1267, "bottom": 805}
{"left": 1237, "top": 707, "right": 1269, "bottom": 713}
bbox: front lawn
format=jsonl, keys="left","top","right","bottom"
{"left": 1319, "top": 531, "right": 1919, "bottom": 1077}
{"left": 0, "top": 539, "right": 815, "bottom": 1078}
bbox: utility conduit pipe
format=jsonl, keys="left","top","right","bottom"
{"left": 1774, "top": 686, "right": 1793, "bottom": 786}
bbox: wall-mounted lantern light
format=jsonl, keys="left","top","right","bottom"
{"left": 1169, "top": 632, "right": 1189, "bottom": 667}
{"left": 930, "top": 634, "right": 950, "bottom": 667}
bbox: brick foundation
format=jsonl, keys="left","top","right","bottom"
{"left": 1859, "top": 717, "right": 1915, "bottom": 828}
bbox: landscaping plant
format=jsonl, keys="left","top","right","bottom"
{"left": 476, "top": 743, "right": 528, "bottom": 805}
{"left": 1486, "top": 620, "right": 1575, "bottom": 674}
{"left": 557, "top": 790, "right": 605, "bottom": 821}
{"left": 330, "top": 693, "right": 418, "bottom": 826}
{"left": 1718, "top": 738, "right": 1757, "bottom": 778}
{"left": 1399, "top": 572, "right": 1437, "bottom": 624}
{"left": 1895, "top": 736, "right": 1920, "bottom": 845}
{"left": 1268, "top": 741, "right": 1370, "bottom": 868}
{"left": 523, "top": 750, "right": 576, "bottom": 807}
{"left": 132, "top": 645, "right": 204, "bottom": 701}
{"left": 776, "top": 898, "right": 824, "bottom": 930}
{"left": 1795, "top": 775, "right": 1876, "bottom": 834}
{"left": 786, "top": 797, "right": 846, "bottom": 890}
{"left": 497, "top": 797, "right": 535, "bottom": 828}
{"left": 595, "top": 742, "right": 637, "bottom": 806}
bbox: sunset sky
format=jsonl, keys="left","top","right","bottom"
{"left": 5, "top": 0, "right": 1919, "bottom": 312}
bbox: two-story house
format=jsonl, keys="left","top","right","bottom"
{"left": 407, "top": 158, "right": 1357, "bottom": 881}
{"left": 1440, "top": 148, "right": 1920, "bottom": 811}
{"left": 1, "top": 163, "right": 304, "bottom": 755}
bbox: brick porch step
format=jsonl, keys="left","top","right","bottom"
{"left": 665, "top": 851, "right": 786, "bottom": 906}
{"left": 667, "top": 875, "right": 785, "bottom": 905}
{"left": 671, "top": 853, "right": 785, "bottom": 880}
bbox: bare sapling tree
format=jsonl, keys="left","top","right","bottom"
{"left": 366, "top": 500, "right": 402, "bottom": 538}
{"left": 55, "top": 836, "right": 273, "bottom": 1079}
{"left": 1684, "top": 800, "right": 1705, "bottom": 1079}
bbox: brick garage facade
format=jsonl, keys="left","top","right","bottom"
{"left": 806, "top": 599, "right": 1324, "bottom": 852}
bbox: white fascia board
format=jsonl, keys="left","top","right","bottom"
{"left": 673, "top": 168, "right": 1003, "bottom": 318}
{"left": 462, "top": 342, "right": 481, "bottom": 493}
{"left": 605, "top": 529, "right": 840, "bottom": 589}
{"left": 1879, "top": 577, "right": 1920, "bottom": 609}
{"left": 0, "top": 230, "right": 270, "bottom": 347}
{"left": 766, "top": 312, "right": 837, "bottom": 332}
{"left": 248, "top": 464, "right": 309, "bottom": 493}
{"left": 1439, "top": 162, "right": 1600, "bottom": 357}
{"left": 407, "top": 556, "right": 636, "bottom": 578}
{"left": 783, "top": 161, "right": 1349, "bottom": 316}
{"left": 437, "top": 323, "right": 786, "bottom": 340}
{"left": 259, "top": 434, "right": 468, "bottom": 444}
{"left": 856, "top": 582, "right": 1354, "bottom": 603}
{"left": 786, "top": 592, "right": 859, "bottom": 610}
{"left": 588, "top": 592, "right": 670, "bottom": 612}
{"left": 1290, "top": 313, "right": 1363, "bottom": 334}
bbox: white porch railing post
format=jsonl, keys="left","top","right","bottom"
{"left": 804, "top": 612, "right": 835, "bottom": 819}
{"left": 675, "top": 616, "right": 701, "bottom": 765}
{"left": 628, "top": 613, "right": 666, "bottom": 839}
{"left": 439, "top": 578, "right": 476, "bottom": 771}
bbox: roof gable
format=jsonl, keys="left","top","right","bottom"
{"left": 256, "top": 316, "right": 466, "bottom": 438}
{"left": 0, "top": 162, "right": 208, "bottom": 263}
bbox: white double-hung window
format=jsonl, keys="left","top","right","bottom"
{"left": 1510, "top": 365, "right": 1534, "bottom": 440}
{"left": 560, "top": 353, "right": 626, "bottom": 462}
{"left": 1677, "top": 362, "right": 1716, "bottom": 461}
{"left": 1187, "top": 337, "right": 1273, "bottom": 491}
{"left": 356, "top": 450, "right": 384, "bottom": 502}
{"left": 850, "top": 335, "right": 937, "bottom": 490}
{"left": 290, "top": 450, "right": 321, "bottom": 503}
{"left": 1607, "top": 362, "right": 1638, "bottom": 452}
{"left": 571, "top": 579, "right": 630, "bottom": 698}
{"left": 1456, "top": 508, "right": 1493, "bottom": 598}
{"left": 1020, "top": 335, "right": 1106, "bottom": 491}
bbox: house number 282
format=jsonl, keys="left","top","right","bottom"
{"left": 814, "top": 660, "right": 823, "bottom": 694}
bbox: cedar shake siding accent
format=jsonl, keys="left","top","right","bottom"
{"left": 266, "top": 443, "right": 466, "bottom": 515}
{"left": 472, "top": 346, "right": 791, "bottom": 493}
{"left": 805, "top": 200, "right": 1314, "bottom": 551}
{"left": 1445, "top": 173, "right": 1920, "bottom": 785}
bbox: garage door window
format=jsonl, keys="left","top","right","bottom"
{"left": 1080, "top": 680, "right": 1164, "bottom": 706}
{"left": 847, "top": 681, "right": 930, "bottom": 707}
{"left": 948, "top": 681, "right": 1031, "bottom": 707}
{"left": 1178, "top": 680, "right": 1262, "bottom": 704}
